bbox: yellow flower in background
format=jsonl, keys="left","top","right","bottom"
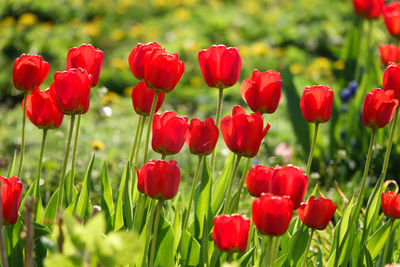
{"left": 91, "top": 140, "right": 105, "bottom": 151}
{"left": 18, "top": 13, "right": 37, "bottom": 27}
{"left": 42, "top": 22, "right": 53, "bottom": 32}
{"left": 251, "top": 42, "right": 269, "bottom": 56}
{"left": 190, "top": 76, "right": 202, "bottom": 88}
{"left": 237, "top": 45, "right": 250, "bottom": 58}
{"left": 143, "top": 26, "right": 161, "bottom": 41}
{"left": 111, "top": 29, "right": 125, "bottom": 41}
{"left": 333, "top": 59, "right": 345, "bottom": 70}
{"left": 101, "top": 91, "right": 120, "bottom": 105}
{"left": 153, "top": 0, "right": 167, "bottom": 8}
{"left": 111, "top": 58, "right": 128, "bottom": 71}
{"left": 273, "top": 47, "right": 284, "bottom": 58}
{"left": 2, "top": 16, "right": 15, "bottom": 27}
{"left": 129, "top": 24, "right": 143, "bottom": 38}
{"left": 243, "top": 0, "right": 260, "bottom": 15}
{"left": 174, "top": 8, "right": 190, "bottom": 21}
{"left": 289, "top": 63, "right": 303, "bottom": 75}
{"left": 123, "top": 87, "right": 133, "bottom": 97}
{"left": 83, "top": 22, "right": 100, "bottom": 37}
{"left": 306, "top": 57, "right": 332, "bottom": 80}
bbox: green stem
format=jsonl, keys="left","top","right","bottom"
{"left": 149, "top": 200, "right": 163, "bottom": 267}
{"left": 270, "top": 237, "right": 279, "bottom": 267}
{"left": 231, "top": 157, "right": 251, "bottom": 213}
{"left": 222, "top": 155, "right": 241, "bottom": 214}
{"left": 247, "top": 219, "right": 254, "bottom": 252}
{"left": 133, "top": 193, "right": 144, "bottom": 232}
{"left": 306, "top": 123, "right": 319, "bottom": 177}
{"left": 134, "top": 116, "right": 147, "bottom": 167}
{"left": 383, "top": 219, "right": 395, "bottom": 264}
{"left": 227, "top": 253, "right": 233, "bottom": 263}
{"left": 141, "top": 199, "right": 156, "bottom": 267}
{"left": 210, "top": 88, "right": 224, "bottom": 174}
{"left": 264, "top": 236, "right": 273, "bottom": 267}
{"left": 183, "top": 155, "right": 203, "bottom": 229}
{"left": 161, "top": 153, "right": 166, "bottom": 160}
{"left": 129, "top": 115, "right": 143, "bottom": 166}
{"left": 34, "top": 129, "right": 47, "bottom": 199}
{"left": 18, "top": 92, "right": 28, "bottom": 177}
{"left": 143, "top": 92, "right": 159, "bottom": 164}
{"left": 0, "top": 191, "right": 8, "bottom": 267}
{"left": 301, "top": 228, "right": 314, "bottom": 267}
{"left": 56, "top": 115, "right": 76, "bottom": 212}
{"left": 68, "top": 114, "right": 81, "bottom": 202}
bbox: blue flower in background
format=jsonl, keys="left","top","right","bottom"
{"left": 340, "top": 88, "right": 352, "bottom": 103}
{"left": 349, "top": 80, "right": 357, "bottom": 97}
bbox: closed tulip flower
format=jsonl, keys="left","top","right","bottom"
{"left": 353, "top": 0, "right": 384, "bottom": 19}
{"left": 252, "top": 193, "right": 293, "bottom": 236}
{"left": 187, "top": 118, "right": 219, "bottom": 156}
{"left": 0, "top": 176, "right": 23, "bottom": 225}
{"left": 383, "top": 2, "right": 400, "bottom": 36}
{"left": 50, "top": 68, "right": 92, "bottom": 115}
{"left": 144, "top": 49, "right": 185, "bottom": 93}
{"left": 381, "top": 191, "right": 400, "bottom": 219}
{"left": 131, "top": 81, "right": 165, "bottom": 116}
{"left": 269, "top": 165, "right": 308, "bottom": 209}
{"left": 212, "top": 214, "right": 250, "bottom": 253}
{"left": 23, "top": 89, "right": 64, "bottom": 129}
{"left": 13, "top": 54, "right": 49, "bottom": 92}
{"left": 198, "top": 45, "right": 241, "bottom": 89}
{"left": 67, "top": 44, "right": 104, "bottom": 87}
{"left": 135, "top": 165, "right": 146, "bottom": 194}
{"left": 300, "top": 85, "right": 334, "bottom": 124}
{"left": 240, "top": 69, "right": 282, "bottom": 114}
{"left": 380, "top": 44, "right": 400, "bottom": 65}
{"left": 129, "top": 42, "right": 164, "bottom": 80}
{"left": 152, "top": 111, "right": 188, "bottom": 155}
{"left": 298, "top": 196, "right": 337, "bottom": 230}
{"left": 383, "top": 63, "right": 400, "bottom": 100}
{"left": 138, "top": 160, "right": 181, "bottom": 200}
{"left": 362, "top": 89, "right": 398, "bottom": 129}
{"left": 246, "top": 165, "right": 273, "bottom": 197}
{"left": 221, "top": 105, "right": 270, "bottom": 158}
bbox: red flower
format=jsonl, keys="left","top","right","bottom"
{"left": 383, "top": 2, "right": 400, "bottom": 36}
{"left": 220, "top": 105, "right": 270, "bottom": 158}
{"left": 13, "top": 54, "right": 49, "bottom": 92}
{"left": 50, "top": 68, "right": 92, "bottom": 115}
{"left": 379, "top": 44, "right": 400, "bottom": 65}
{"left": 66, "top": 44, "right": 104, "bottom": 87}
{"left": 138, "top": 160, "right": 181, "bottom": 200}
{"left": 129, "top": 42, "right": 164, "bottom": 80}
{"left": 152, "top": 111, "right": 188, "bottom": 155}
{"left": 240, "top": 69, "right": 282, "bottom": 114}
{"left": 300, "top": 85, "right": 334, "bottom": 123}
{"left": 187, "top": 118, "right": 219, "bottom": 156}
{"left": 252, "top": 193, "right": 293, "bottom": 236}
{"left": 144, "top": 49, "right": 185, "bottom": 93}
{"left": 383, "top": 62, "right": 400, "bottom": 100}
{"left": 0, "top": 176, "right": 22, "bottom": 225}
{"left": 131, "top": 81, "right": 165, "bottom": 116}
{"left": 269, "top": 165, "right": 308, "bottom": 210}
{"left": 198, "top": 45, "right": 241, "bottom": 89}
{"left": 135, "top": 166, "right": 146, "bottom": 194}
{"left": 23, "top": 89, "right": 64, "bottom": 129}
{"left": 362, "top": 89, "right": 398, "bottom": 129}
{"left": 353, "top": 0, "right": 384, "bottom": 19}
{"left": 212, "top": 214, "right": 250, "bottom": 253}
{"left": 298, "top": 196, "right": 337, "bottom": 230}
{"left": 381, "top": 191, "right": 400, "bottom": 219}
{"left": 246, "top": 165, "right": 273, "bottom": 197}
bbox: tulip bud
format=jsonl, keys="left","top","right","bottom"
{"left": 362, "top": 89, "right": 398, "bottom": 129}
{"left": 246, "top": 165, "right": 273, "bottom": 197}
{"left": 383, "top": 2, "right": 400, "bottom": 36}
{"left": 379, "top": 44, "right": 400, "bottom": 65}
{"left": 300, "top": 85, "right": 334, "bottom": 124}
{"left": 129, "top": 42, "right": 164, "bottom": 80}
{"left": 212, "top": 214, "right": 250, "bottom": 253}
{"left": 13, "top": 54, "right": 49, "bottom": 92}
{"left": 0, "top": 176, "right": 23, "bottom": 225}
{"left": 353, "top": 0, "right": 384, "bottom": 19}
{"left": 383, "top": 62, "right": 400, "bottom": 100}
{"left": 131, "top": 81, "right": 165, "bottom": 116}
{"left": 381, "top": 191, "right": 400, "bottom": 219}
{"left": 298, "top": 196, "right": 337, "bottom": 230}
{"left": 187, "top": 118, "right": 219, "bottom": 156}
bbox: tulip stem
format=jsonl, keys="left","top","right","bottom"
{"left": 306, "top": 123, "right": 319, "bottom": 177}
{"left": 56, "top": 115, "right": 76, "bottom": 212}
{"left": 210, "top": 88, "right": 224, "bottom": 174}
{"left": 17, "top": 92, "right": 28, "bottom": 177}
{"left": 0, "top": 191, "right": 8, "bottom": 267}
{"left": 129, "top": 115, "right": 144, "bottom": 196}
{"left": 383, "top": 219, "right": 395, "bottom": 264}
{"left": 141, "top": 199, "right": 156, "bottom": 267}
{"left": 68, "top": 114, "right": 81, "bottom": 202}
{"left": 183, "top": 155, "right": 203, "bottom": 229}
{"left": 270, "top": 237, "right": 279, "bottom": 267}
{"left": 231, "top": 157, "right": 251, "bottom": 213}
{"left": 34, "top": 129, "right": 47, "bottom": 220}
{"left": 161, "top": 153, "right": 166, "bottom": 160}
{"left": 264, "top": 236, "right": 273, "bottom": 267}
{"left": 246, "top": 218, "right": 254, "bottom": 252}
{"left": 143, "top": 91, "right": 159, "bottom": 164}
{"left": 222, "top": 155, "right": 241, "bottom": 214}
{"left": 227, "top": 252, "right": 233, "bottom": 262}
{"left": 301, "top": 228, "right": 314, "bottom": 267}
{"left": 149, "top": 200, "right": 163, "bottom": 267}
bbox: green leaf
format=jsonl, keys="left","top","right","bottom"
{"left": 287, "top": 224, "right": 310, "bottom": 266}
{"left": 195, "top": 156, "right": 211, "bottom": 239}
{"left": 366, "top": 220, "right": 393, "bottom": 260}
{"left": 180, "top": 229, "right": 201, "bottom": 266}
{"left": 43, "top": 189, "right": 58, "bottom": 226}
{"left": 73, "top": 155, "right": 95, "bottom": 220}
{"left": 100, "top": 162, "right": 114, "bottom": 230}
{"left": 211, "top": 153, "right": 234, "bottom": 215}
{"left": 122, "top": 163, "right": 133, "bottom": 229}
{"left": 7, "top": 150, "right": 17, "bottom": 177}
{"left": 173, "top": 203, "right": 182, "bottom": 253}
{"left": 155, "top": 216, "right": 175, "bottom": 267}
{"left": 113, "top": 162, "right": 130, "bottom": 230}
{"left": 239, "top": 247, "right": 255, "bottom": 266}
{"left": 45, "top": 255, "right": 82, "bottom": 267}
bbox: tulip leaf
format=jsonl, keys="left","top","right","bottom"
{"left": 366, "top": 219, "right": 394, "bottom": 260}
{"left": 43, "top": 189, "right": 59, "bottom": 226}
{"left": 113, "top": 161, "right": 130, "bottom": 230}
{"left": 239, "top": 247, "right": 255, "bottom": 266}
{"left": 211, "top": 153, "right": 234, "bottom": 215}
{"left": 7, "top": 150, "right": 17, "bottom": 177}
{"left": 122, "top": 163, "right": 133, "bottom": 229}
{"left": 195, "top": 156, "right": 212, "bottom": 239}
{"left": 287, "top": 224, "right": 310, "bottom": 266}
{"left": 74, "top": 155, "right": 95, "bottom": 220}
{"left": 19, "top": 181, "right": 34, "bottom": 214}
{"left": 155, "top": 216, "right": 175, "bottom": 267}
{"left": 100, "top": 162, "right": 114, "bottom": 231}
{"left": 173, "top": 203, "right": 182, "bottom": 253}
{"left": 180, "top": 229, "right": 201, "bottom": 266}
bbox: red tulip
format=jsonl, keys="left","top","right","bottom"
{"left": 220, "top": 105, "right": 270, "bottom": 158}
{"left": 131, "top": 81, "right": 165, "bottom": 116}
{"left": 13, "top": 54, "right": 49, "bottom": 92}
{"left": 383, "top": 2, "right": 400, "bottom": 36}
{"left": 246, "top": 165, "right": 273, "bottom": 197}
{"left": 152, "top": 111, "right": 188, "bottom": 155}
{"left": 23, "top": 89, "right": 64, "bottom": 129}
{"left": 252, "top": 193, "right": 293, "bottom": 236}
{"left": 198, "top": 45, "right": 241, "bottom": 89}
{"left": 138, "top": 160, "right": 181, "bottom": 200}
{"left": 50, "top": 68, "right": 92, "bottom": 115}
{"left": 212, "top": 214, "right": 250, "bottom": 253}
{"left": 353, "top": 0, "right": 384, "bottom": 19}
{"left": 379, "top": 44, "right": 400, "bottom": 65}
{"left": 144, "top": 49, "right": 185, "bottom": 93}
{"left": 129, "top": 42, "right": 164, "bottom": 80}
{"left": 298, "top": 196, "right": 337, "bottom": 230}
{"left": 383, "top": 62, "right": 400, "bottom": 100}
{"left": 66, "top": 44, "right": 104, "bottom": 87}
{"left": 0, "top": 176, "right": 22, "bottom": 225}
{"left": 240, "top": 69, "right": 282, "bottom": 114}
{"left": 269, "top": 165, "right": 308, "bottom": 210}
{"left": 300, "top": 85, "right": 334, "bottom": 123}
{"left": 362, "top": 89, "right": 398, "bottom": 129}
{"left": 135, "top": 166, "right": 146, "bottom": 194}
{"left": 381, "top": 191, "right": 400, "bottom": 219}
{"left": 187, "top": 118, "right": 219, "bottom": 156}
